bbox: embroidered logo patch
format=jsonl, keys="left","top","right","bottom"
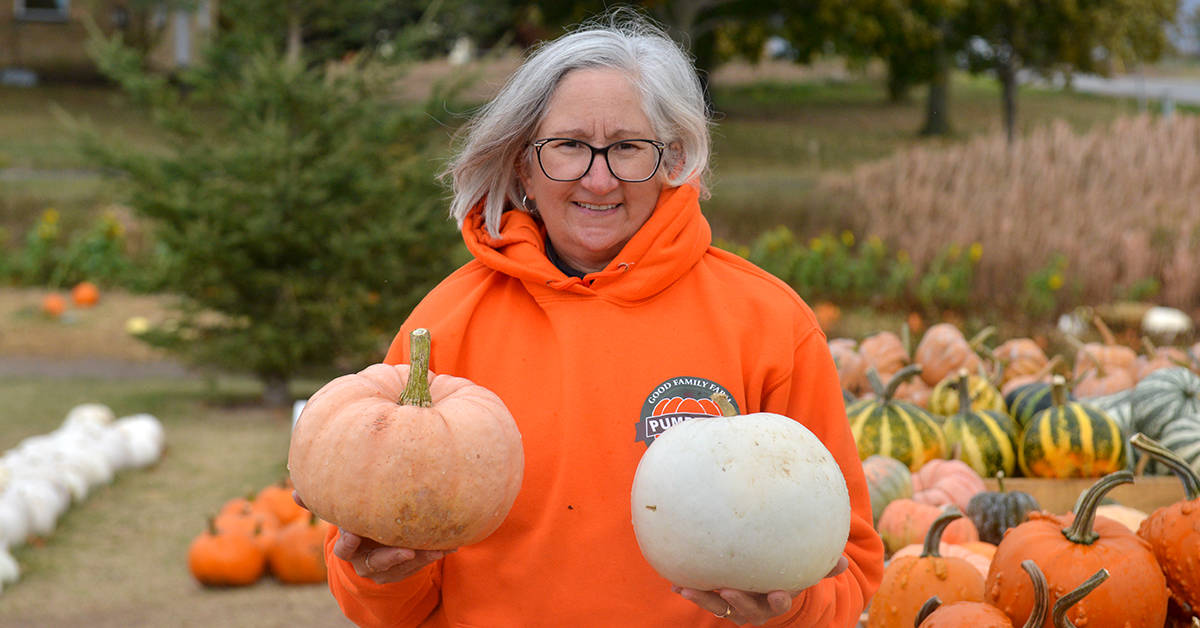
{"left": 636, "top": 376, "right": 739, "bottom": 447}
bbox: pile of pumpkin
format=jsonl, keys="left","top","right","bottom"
{"left": 864, "top": 435, "right": 1199, "bottom": 626}
{"left": 187, "top": 477, "right": 332, "bottom": 588}
{"left": 833, "top": 315, "right": 1200, "bottom": 482}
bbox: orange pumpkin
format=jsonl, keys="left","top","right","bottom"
{"left": 41, "top": 293, "right": 66, "bottom": 318}
{"left": 1136, "top": 338, "right": 1191, "bottom": 381}
{"left": 859, "top": 330, "right": 910, "bottom": 379}
{"left": 187, "top": 517, "right": 267, "bottom": 587}
{"left": 1131, "top": 433, "right": 1200, "bottom": 612}
{"left": 993, "top": 338, "right": 1050, "bottom": 387}
{"left": 267, "top": 513, "right": 333, "bottom": 584}
{"left": 215, "top": 498, "right": 281, "bottom": 552}
{"left": 70, "top": 281, "right": 100, "bottom": 307}
{"left": 910, "top": 458, "right": 987, "bottom": 513}
{"left": 877, "top": 498, "right": 980, "bottom": 554}
{"left": 917, "top": 559, "right": 1048, "bottom": 628}
{"left": 913, "top": 323, "right": 986, "bottom": 387}
{"left": 892, "top": 541, "right": 990, "bottom": 578}
{"left": 984, "top": 470, "right": 1168, "bottom": 627}
{"left": 1070, "top": 315, "right": 1137, "bottom": 396}
{"left": 288, "top": 328, "right": 524, "bottom": 549}
{"left": 868, "top": 510, "right": 986, "bottom": 627}
{"left": 830, "top": 338, "right": 869, "bottom": 395}
{"left": 255, "top": 478, "right": 309, "bottom": 525}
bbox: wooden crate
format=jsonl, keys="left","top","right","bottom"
{"left": 985, "top": 475, "right": 1187, "bottom": 514}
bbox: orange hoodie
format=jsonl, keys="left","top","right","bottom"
{"left": 325, "top": 184, "right": 884, "bottom": 627}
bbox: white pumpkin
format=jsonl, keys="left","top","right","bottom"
{"left": 0, "top": 469, "right": 33, "bottom": 548}
{"left": 62, "top": 403, "right": 116, "bottom": 429}
{"left": 0, "top": 544, "right": 19, "bottom": 592}
{"left": 630, "top": 411, "right": 851, "bottom": 593}
{"left": 113, "top": 414, "right": 165, "bottom": 468}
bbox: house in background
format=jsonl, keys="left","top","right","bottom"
{"left": 1, "top": 0, "right": 218, "bottom": 83}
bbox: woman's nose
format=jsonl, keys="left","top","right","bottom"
{"left": 578, "top": 155, "right": 620, "bottom": 195}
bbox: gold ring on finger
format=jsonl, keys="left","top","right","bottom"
{"left": 713, "top": 603, "right": 733, "bottom": 618}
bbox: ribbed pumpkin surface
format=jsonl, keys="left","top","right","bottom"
{"left": 1006, "top": 381, "right": 1072, "bottom": 431}
{"left": 943, "top": 409, "right": 1020, "bottom": 478}
{"left": 1131, "top": 367, "right": 1200, "bottom": 440}
{"left": 929, "top": 374, "right": 1005, "bottom": 417}
{"left": 1018, "top": 400, "right": 1126, "bottom": 478}
{"left": 1145, "top": 413, "right": 1200, "bottom": 476}
{"left": 862, "top": 455, "right": 913, "bottom": 525}
{"left": 848, "top": 398, "right": 946, "bottom": 471}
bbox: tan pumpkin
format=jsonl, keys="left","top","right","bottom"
{"left": 288, "top": 328, "right": 525, "bottom": 549}
{"left": 911, "top": 459, "right": 987, "bottom": 513}
{"left": 994, "top": 338, "right": 1050, "bottom": 387}
{"left": 829, "top": 338, "right": 869, "bottom": 395}
{"left": 1070, "top": 315, "right": 1137, "bottom": 396}
{"left": 1136, "top": 337, "right": 1191, "bottom": 381}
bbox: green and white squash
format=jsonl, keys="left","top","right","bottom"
{"left": 1130, "top": 367, "right": 1200, "bottom": 440}
{"left": 943, "top": 371, "right": 1020, "bottom": 478}
{"left": 1141, "top": 413, "right": 1200, "bottom": 476}
{"left": 847, "top": 365, "right": 947, "bottom": 471}
{"left": 861, "top": 455, "right": 913, "bottom": 525}
{"left": 1019, "top": 375, "right": 1127, "bottom": 478}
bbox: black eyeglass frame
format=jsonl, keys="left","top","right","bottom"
{"left": 530, "top": 137, "right": 666, "bottom": 183}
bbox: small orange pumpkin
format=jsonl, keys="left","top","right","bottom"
{"left": 215, "top": 497, "right": 281, "bottom": 552}
{"left": 41, "top": 293, "right": 66, "bottom": 318}
{"left": 288, "top": 328, "right": 525, "bottom": 549}
{"left": 71, "top": 281, "right": 100, "bottom": 307}
{"left": 868, "top": 509, "right": 986, "bottom": 628}
{"left": 187, "top": 517, "right": 266, "bottom": 587}
{"left": 255, "top": 478, "right": 308, "bottom": 525}
{"left": 267, "top": 513, "right": 333, "bottom": 584}
{"left": 913, "top": 323, "right": 986, "bottom": 387}
{"left": 993, "top": 338, "right": 1050, "bottom": 387}
{"left": 859, "top": 330, "right": 910, "bottom": 380}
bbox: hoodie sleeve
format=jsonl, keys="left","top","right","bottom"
{"left": 324, "top": 525, "right": 444, "bottom": 627}
{"left": 756, "top": 326, "right": 885, "bottom": 628}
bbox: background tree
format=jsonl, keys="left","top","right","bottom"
{"left": 69, "top": 12, "right": 462, "bottom": 406}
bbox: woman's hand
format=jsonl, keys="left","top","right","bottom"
{"left": 673, "top": 556, "right": 849, "bottom": 625}
{"left": 331, "top": 529, "right": 453, "bottom": 585}
{"left": 292, "top": 490, "right": 453, "bottom": 585}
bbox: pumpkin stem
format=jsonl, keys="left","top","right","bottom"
{"left": 1050, "top": 375, "right": 1068, "bottom": 407}
{"left": 398, "top": 328, "right": 433, "bottom": 408}
{"left": 955, "top": 369, "right": 971, "bottom": 415}
{"left": 1063, "top": 336, "right": 1108, "bottom": 379}
{"left": 1061, "top": 470, "right": 1133, "bottom": 545}
{"left": 995, "top": 469, "right": 1007, "bottom": 493}
{"left": 920, "top": 508, "right": 960, "bottom": 558}
{"left": 1092, "top": 312, "right": 1117, "bottom": 347}
{"left": 711, "top": 393, "right": 738, "bottom": 417}
{"left": 914, "top": 596, "right": 942, "bottom": 627}
{"left": 1051, "top": 568, "right": 1109, "bottom": 628}
{"left": 869, "top": 364, "right": 923, "bottom": 402}
{"left": 967, "top": 326, "right": 995, "bottom": 350}
{"left": 1130, "top": 433, "right": 1200, "bottom": 500}
{"left": 1020, "top": 559, "right": 1049, "bottom": 628}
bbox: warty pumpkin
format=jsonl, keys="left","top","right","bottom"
{"left": 984, "top": 470, "right": 1169, "bottom": 627}
{"left": 1018, "top": 376, "right": 1127, "bottom": 478}
{"left": 848, "top": 365, "right": 947, "bottom": 471}
{"left": 916, "top": 559, "right": 1048, "bottom": 628}
{"left": 287, "top": 328, "right": 524, "bottom": 549}
{"left": 1130, "top": 433, "right": 1200, "bottom": 612}
{"left": 868, "top": 509, "right": 986, "bottom": 628}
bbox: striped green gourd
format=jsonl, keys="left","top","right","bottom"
{"left": 1019, "top": 375, "right": 1127, "bottom": 478}
{"left": 1141, "top": 413, "right": 1200, "bottom": 476}
{"left": 1130, "top": 367, "right": 1200, "bottom": 440}
{"left": 943, "top": 370, "right": 1021, "bottom": 478}
{"left": 861, "top": 455, "right": 913, "bottom": 525}
{"left": 848, "top": 365, "right": 947, "bottom": 472}
{"left": 1006, "top": 380, "right": 1075, "bottom": 431}
{"left": 928, "top": 371, "right": 1005, "bottom": 417}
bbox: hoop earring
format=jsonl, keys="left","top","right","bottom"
{"left": 521, "top": 194, "right": 538, "bottom": 216}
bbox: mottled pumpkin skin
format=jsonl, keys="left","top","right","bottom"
{"left": 1137, "top": 497, "right": 1200, "bottom": 610}
{"left": 985, "top": 511, "right": 1168, "bottom": 628}
{"left": 288, "top": 363, "right": 524, "bottom": 549}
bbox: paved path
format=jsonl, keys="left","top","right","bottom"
{"left": 1024, "top": 70, "right": 1200, "bottom": 106}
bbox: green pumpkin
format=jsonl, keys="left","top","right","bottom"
{"left": 1018, "top": 375, "right": 1127, "bottom": 478}
{"left": 848, "top": 365, "right": 947, "bottom": 471}
{"left": 861, "top": 455, "right": 913, "bottom": 525}
{"left": 1143, "top": 413, "right": 1200, "bottom": 476}
{"left": 943, "top": 371, "right": 1021, "bottom": 478}
{"left": 1130, "top": 366, "right": 1200, "bottom": 440}
{"left": 964, "top": 471, "right": 1041, "bottom": 544}
{"left": 928, "top": 371, "right": 1005, "bottom": 417}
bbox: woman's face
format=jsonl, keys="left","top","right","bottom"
{"left": 519, "top": 68, "right": 665, "bottom": 274}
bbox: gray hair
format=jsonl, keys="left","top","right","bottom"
{"left": 443, "top": 11, "right": 712, "bottom": 236}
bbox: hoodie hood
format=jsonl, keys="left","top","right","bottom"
{"left": 461, "top": 184, "right": 712, "bottom": 303}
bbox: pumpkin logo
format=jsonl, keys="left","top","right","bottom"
{"left": 637, "top": 376, "right": 739, "bottom": 446}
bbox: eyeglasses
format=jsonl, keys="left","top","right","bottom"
{"left": 531, "top": 138, "right": 666, "bottom": 183}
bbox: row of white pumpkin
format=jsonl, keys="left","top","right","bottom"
{"left": 0, "top": 403, "right": 166, "bottom": 593}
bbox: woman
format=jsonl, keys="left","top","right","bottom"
{"left": 323, "top": 11, "right": 883, "bottom": 627}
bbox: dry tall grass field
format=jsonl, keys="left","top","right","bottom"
{"left": 822, "top": 113, "right": 1200, "bottom": 315}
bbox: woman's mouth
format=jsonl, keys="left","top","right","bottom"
{"left": 574, "top": 201, "right": 620, "bottom": 211}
